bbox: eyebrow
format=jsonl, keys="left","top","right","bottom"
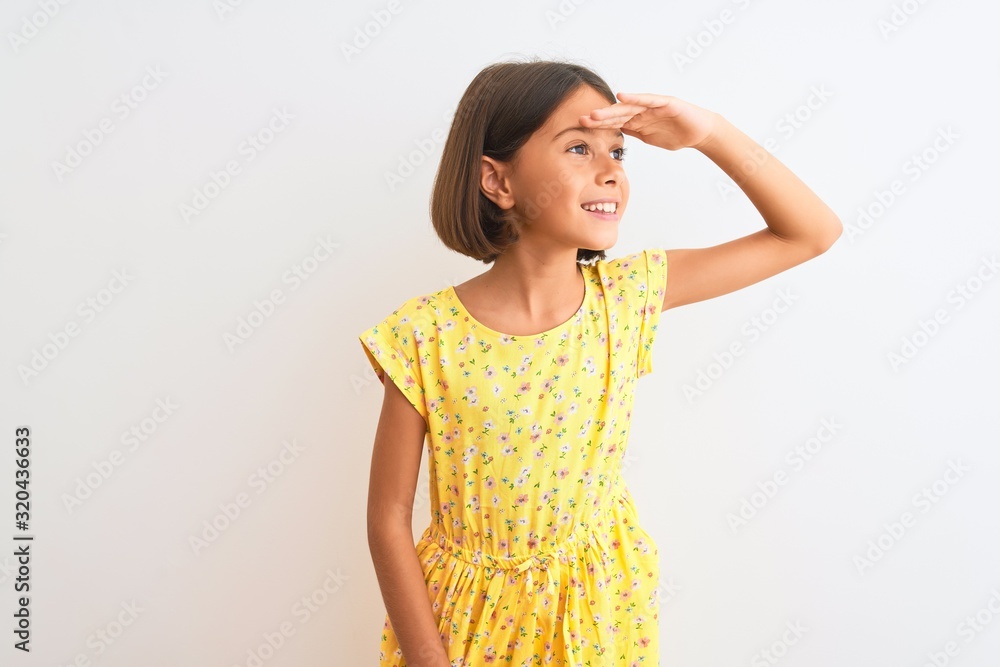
{"left": 551, "top": 125, "right": 624, "bottom": 142}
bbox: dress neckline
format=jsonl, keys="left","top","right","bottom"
{"left": 447, "top": 265, "right": 589, "bottom": 339}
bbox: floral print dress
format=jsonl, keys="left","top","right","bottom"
{"left": 359, "top": 247, "right": 669, "bottom": 666}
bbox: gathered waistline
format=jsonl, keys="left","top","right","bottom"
{"left": 421, "top": 491, "right": 627, "bottom": 574}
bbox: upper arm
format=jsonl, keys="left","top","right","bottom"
{"left": 359, "top": 310, "right": 430, "bottom": 537}
{"left": 367, "top": 377, "right": 426, "bottom": 538}
{"left": 662, "top": 229, "right": 832, "bottom": 311}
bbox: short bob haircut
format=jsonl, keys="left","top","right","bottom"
{"left": 431, "top": 57, "right": 616, "bottom": 265}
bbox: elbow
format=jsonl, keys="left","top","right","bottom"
{"left": 812, "top": 216, "right": 844, "bottom": 255}
{"left": 367, "top": 501, "right": 412, "bottom": 548}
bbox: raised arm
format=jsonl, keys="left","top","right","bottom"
{"left": 661, "top": 115, "right": 842, "bottom": 311}
{"left": 578, "top": 93, "right": 843, "bottom": 311}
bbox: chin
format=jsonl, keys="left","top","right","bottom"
{"left": 580, "top": 239, "right": 618, "bottom": 253}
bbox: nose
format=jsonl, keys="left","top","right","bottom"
{"left": 596, "top": 152, "right": 624, "bottom": 185}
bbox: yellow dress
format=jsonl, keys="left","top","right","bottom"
{"left": 360, "top": 247, "right": 668, "bottom": 666}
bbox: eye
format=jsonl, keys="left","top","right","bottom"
{"left": 568, "top": 143, "right": 628, "bottom": 161}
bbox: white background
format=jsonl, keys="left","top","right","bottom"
{"left": 1, "top": 0, "right": 999, "bottom": 665}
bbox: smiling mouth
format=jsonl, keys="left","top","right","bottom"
{"left": 580, "top": 202, "right": 617, "bottom": 213}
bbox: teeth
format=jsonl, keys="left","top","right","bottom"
{"left": 582, "top": 202, "right": 616, "bottom": 213}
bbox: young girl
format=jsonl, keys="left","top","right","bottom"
{"left": 360, "top": 58, "right": 841, "bottom": 666}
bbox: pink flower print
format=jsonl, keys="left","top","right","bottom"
{"left": 484, "top": 366, "right": 496, "bottom": 378}
{"left": 498, "top": 432, "right": 509, "bottom": 444}
{"left": 557, "top": 467, "right": 569, "bottom": 479}
{"left": 516, "top": 493, "right": 529, "bottom": 505}
{"left": 518, "top": 381, "right": 531, "bottom": 392}
{"left": 485, "top": 476, "right": 496, "bottom": 490}
{"left": 620, "top": 589, "right": 632, "bottom": 601}
{"left": 639, "top": 636, "right": 651, "bottom": 647}
{"left": 541, "top": 378, "right": 553, "bottom": 391}
{"left": 554, "top": 412, "right": 566, "bottom": 425}
{"left": 526, "top": 537, "right": 539, "bottom": 549}
{"left": 556, "top": 354, "right": 569, "bottom": 366}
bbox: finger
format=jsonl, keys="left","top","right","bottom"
{"left": 616, "top": 92, "right": 675, "bottom": 107}
{"left": 579, "top": 114, "right": 635, "bottom": 129}
{"left": 585, "top": 102, "right": 648, "bottom": 119}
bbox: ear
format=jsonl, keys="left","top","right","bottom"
{"left": 479, "top": 156, "right": 515, "bottom": 209}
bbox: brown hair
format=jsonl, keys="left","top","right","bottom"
{"left": 430, "top": 57, "right": 616, "bottom": 265}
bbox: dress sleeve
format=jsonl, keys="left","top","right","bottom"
{"left": 637, "top": 247, "right": 668, "bottom": 378}
{"left": 358, "top": 309, "right": 430, "bottom": 427}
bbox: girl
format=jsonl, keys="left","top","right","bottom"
{"left": 360, "top": 58, "right": 841, "bottom": 666}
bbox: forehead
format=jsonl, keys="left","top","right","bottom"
{"left": 538, "top": 85, "right": 623, "bottom": 141}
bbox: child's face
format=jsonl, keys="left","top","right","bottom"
{"left": 486, "top": 84, "right": 629, "bottom": 252}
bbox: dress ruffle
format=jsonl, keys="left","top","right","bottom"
{"left": 379, "top": 489, "right": 661, "bottom": 666}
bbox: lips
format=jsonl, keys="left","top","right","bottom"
{"left": 581, "top": 205, "right": 619, "bottom": 222}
